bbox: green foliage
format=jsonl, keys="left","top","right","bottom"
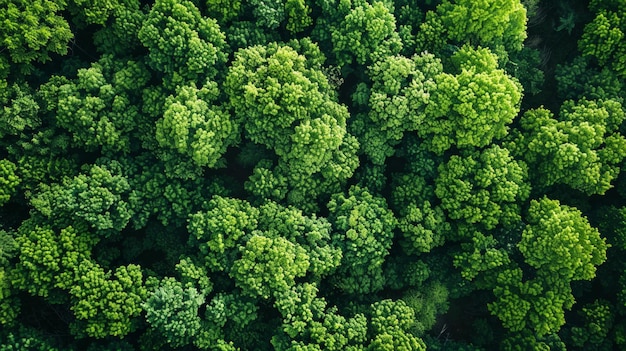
{"left": 0, "top": 325, "right": 66, "bottom": 351}
{"left": 419, "top": 46, "right": 522, "bottom": 154}
{"left": 0, "top": 230, "right": 19, "bottom": 326}
{"left": 155, "top": 82, "right": 240, "bottom": 171}
{"left": 489, "top": 197, "right": 608, "bottom": 337}
{"left": 0, "top": 0, "right": 73, "bottom": 71}
{"left": 423, "top": 0, "right": 527, "bottom": 53}
{"left": 568, "top": 300, "right": 614, "bottom": 349}
{"left": 273, "top": 283, "right": 368, "bottom": 350}
{"left": 138, "top": 0, "right": 227, "bottom": 84}
{"left": 555, "top": 56, "right": 624, "bottom": 101}
{"left": 143, "top": 277, "right": 204, "bottom": 347}
{"left": 368, "top": 299, "right": 427, "bottom": 351}
{"left": 205, "top": 0, "right": 242, "bottom": 23}
{"left": 508, "top": 47, "right": 544, "bottom": 95}
{"left": 226, "top": 41, "right": 359, "bottom": 210}
{"left": 30, "top": 161, "right": 132, "bottom": 234}
{"left": 519, "top": 197, "right": 608, "bottom": 282}
{"left": 0, "top": 83, "right": 40, "bottom": 140}
{"left": 435, "top": 146, "right": 530, "bottom": 236}
{"left": 1, "top": 0, "right": 625, "bottom": 349}
{"left": 327, "top": 186, "right": 397, "bottom": 294}
{"left": 68, "top": 260, "right": 146, "bottom": 338}
{"left": 68, "top": 0, "right": 139, "bottom": 26}
{"left": 510, "top": 99, "right": 626, "bottom": 195}
{"left": 41, "top": 56, "right": 149, "bottom": 154}
{"left": 579, "top": 7, "right": 626, "bottom": 77}
{"left": 188, "top": 196, "right": 259, "bottom": 271}
{"left": 351, "top": 52, "right": 442, "bottom": 165}
{"left": 92, "top": 5, "right": 146, "bottom": 55}
{"left": 331, "top": 1, "right": 402, "bottom": 67}
{"left": 231, "top": 234, "right": 310, "bottom": 299}
{"left": 0, "top": 160, "right": 20, "bottom": 206}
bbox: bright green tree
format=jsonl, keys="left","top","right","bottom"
{"left": 0, "top": 0, "right": 72, "bottom": 73}
{"left": 417, "top": 0, "right": 527, "bottom": 53}
{"left": 231, "top": 234, "right": 310, "bottom": 299}
{"left": 331, "top": 1, "right": 402, "bottom": 67}
{"left": 327, "top": 186, "right": 397, "bottom": 294}
{"left": 138, "top": 0, "right": 227, "bottom": 85}
{"left": 350, "top": 52, "right": 442, "bottom": 165}
{"left": 419, "top": 46, "right": 522, "bottom": 154}
{"left": 225, "top": 41, "right": 359, "bottom": 210}
{"left": 155, "top": 82, "right": 240, "bottom": 172}
{"left": 435, "top": 145, "right": 530, "bottom": 238}
{"left": 509, "top": 99, "right": 626, "bottom": 195}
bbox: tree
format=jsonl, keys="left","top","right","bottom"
{"left": 330, "top": 1, "right": 402, "bottom": 67}
{"left": 419, "top": 46, "right": 522, "bottom": 154}
{"left": 368, "top": 299, "right": 427, "bottom": 351}
{"left": 143, "top": 277, "right": 205, "bottom": 347}
{"left": 188, "top": 196, "right": 260, "bottom": 271}
{"left": 509, "top": 99, "right": 626, "bottom": 195}
{"left": 417, "top": 0, "right": 527, "bottom": 54}
{"left": 155, "top": 82, "right": 240, "bottom": 172}
{"left": 435, "top": 145, "right": 530, "bottom": 238}
{"left": 273, "top": 283, "right": 368, "bottom": 351}
{"left": 350, "top": 52, "right": 442, "bottom": 165}
{"left": 138, "top": 0, "right": 227, "bottom": 86}
{"left": 0, "top": 160, "right": 20, "bottom": 206}
{"left": 41, "top": 56, "right": 150, "bottom": 154}
{"left": 29, "top": 160, "right": 132, "bottom": 235}
{"left": 225, "top": 41, "right": 359, "bottom": 210}
{"left": 231, "top": 234, "right": 310, "bottom": 299}
{"left": 489, "top": 197, "right": 608, "bottom": 337}
{"left": 67, "top": 260, "right": 146, "bottom": 338}
{"left": 327, "top": 186, "right": 397, "bottom": 294}
{"left": 0, "top": 0, "right": 72, "bottom": 73}
{"left": 579, "top": 5, "right": 626, "bottom": 78}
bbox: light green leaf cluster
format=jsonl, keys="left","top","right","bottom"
{"left": 0, "top": 160, "right": 20, "bottom": 206}
{"left": 368, "top": 299, "right": 427, "bottom": 351}
{"left": 511, "top": 99, "right": 626, "bottom": 195}
{"left": 435, "top": 145, "right": 530, "bottom": 233}
{"left": 352, "top": 52, "right": 442, "bottom": 165}
{"left": 273, "top": 283, "right": 368, "bottom": 351}
{"left": 68, "top": 261, "right": 146, "bottom": 338}
{"left": 328, "top": 186, "right": 397, "bottom": 294}
{"left": 231, "top": 234, "right": 310, "bottom": 299}
{"left": 138, "top": 0, "right": 227, "bottom": 83}
{"left": 188, "top": 196, "right": 259, "bottom": 271}
{"left": 519, "top": 197, "right": 608, "bottom": 281}
{"left": 0, "top": 0, "right": 73, "bottom": 70}
{"left": 189, "top": 196, "right": 342, "bottom": 298}
{"left": 226, "top": 41, "right": 358, "bottom": 210}
{"left": 155, "top": 83, "right": 239, "bottom": 170}
{"left": 430, "top": 0, "right": 527, "bottom": 52}
{"left": 331, "top": 1, "right": 402, "bottom": 67}
{"left": 420, "top": 46, "right": 522, "bottom": 154}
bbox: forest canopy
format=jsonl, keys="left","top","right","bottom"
{"left": 1, "top": 0, "right": 626, "bottom": 350}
